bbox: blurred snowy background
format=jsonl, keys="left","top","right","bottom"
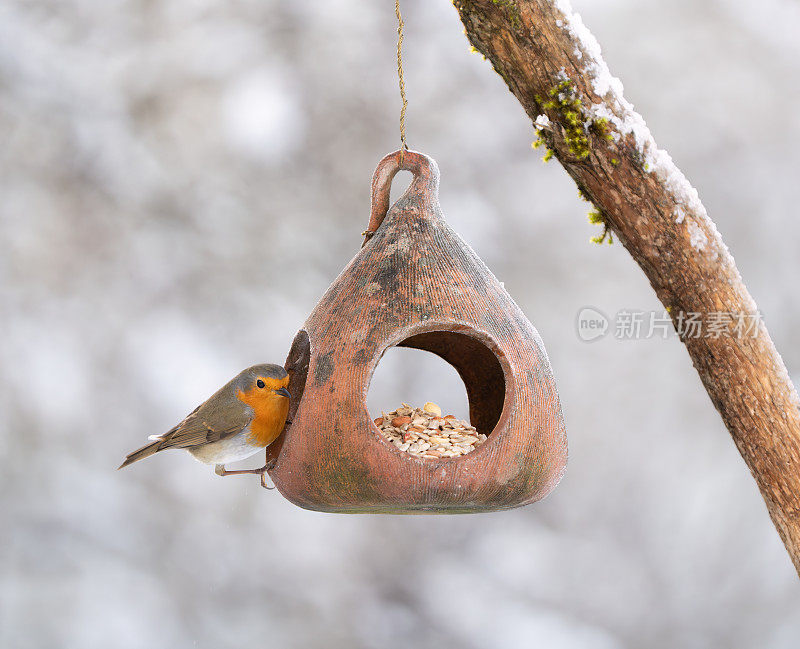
{"left": 2, "top": 0, "right": 800, "bottom": 647}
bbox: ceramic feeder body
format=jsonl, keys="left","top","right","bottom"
{"left": 267, "top": 150, "right": 567, "bottom": 513}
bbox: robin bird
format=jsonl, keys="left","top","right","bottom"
{"left": 119, "top": 364, "right": 290, "bottom": 488}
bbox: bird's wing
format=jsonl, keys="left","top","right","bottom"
{"left": 156, "top": 396, "right": 254, "bottom": 450}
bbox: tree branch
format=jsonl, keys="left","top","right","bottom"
{"left": 452, "top": 0, "right": 800, "bottom": 575}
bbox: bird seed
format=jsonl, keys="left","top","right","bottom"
{"left": 374, "top": 402, "right": 487, "bottom": 459}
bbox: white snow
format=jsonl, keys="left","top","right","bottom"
{"left": 535, "top": 114, "right": 551, "bottom": 130}
{"left": 688, "top": 221, "right": 708, "bottom": 251}
{"left": 553, "top": 0, "right": 724, "bottom": 255}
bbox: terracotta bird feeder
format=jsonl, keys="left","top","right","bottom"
{"left": 265, "top": 150, "right": 567, "bottom": 513}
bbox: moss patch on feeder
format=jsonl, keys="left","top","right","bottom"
{"left": 313, "top": 455, "right": 387, "bottom": 511}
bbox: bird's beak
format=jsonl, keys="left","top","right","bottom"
{"left": 276, "top": 387, "right": 291, "bottom": 399}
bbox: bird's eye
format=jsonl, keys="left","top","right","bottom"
{"left": 257, "top": 379, "right": 266, "bottom": 389}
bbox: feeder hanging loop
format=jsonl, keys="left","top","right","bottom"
{"left": 362, "top": 149, "right": 435, "bottom": 247}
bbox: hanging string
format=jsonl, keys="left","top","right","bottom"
{"left": 395, "top": 0, "right": 409, "bottom": 164}
{"left": 362, "top": 0, "right": 411, "bottom": 244}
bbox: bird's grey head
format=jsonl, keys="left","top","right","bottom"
{"left": 235, "top": 363, "right": 290, "bottom": 396}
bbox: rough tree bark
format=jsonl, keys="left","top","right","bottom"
{"left": 452, "top": 0, "right": 800, "bottom": 575}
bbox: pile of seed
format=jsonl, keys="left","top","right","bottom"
{"left": 374, "top": 402, "right": 487, "bottom": 459}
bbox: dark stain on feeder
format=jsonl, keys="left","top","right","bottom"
{"left": 408, "top": 217, "right": 430, "bottom": 239}
{"left": 374, "top": 257, "right": 403, "bottom": 294}
{"left": 314, "top": 351, "right": 335, "bottom": 387}
{"left": 353, "top": 348, "right": 371, "bottom": 366}
{"left": 267, "top": 150, "right": 567, "bottom": 514}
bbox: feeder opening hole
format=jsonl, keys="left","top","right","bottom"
{"left": 367, "top": 329, "right": 508, "bottom": 460}
{"left": 367, "top": 346, "right": 470, "bottom": 421}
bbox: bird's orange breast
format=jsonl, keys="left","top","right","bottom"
{"left": 237, "top": 387, "right": 290, "bottom": 447}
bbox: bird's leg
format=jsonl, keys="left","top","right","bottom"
{"left": 214, "top": 460, "right": 276, "bottom": 477}
{"left": 214, "top": 456, "right": 277, "bottom": 490}
{"left": 215, "top": 464, "right": 258, "bottom": 476}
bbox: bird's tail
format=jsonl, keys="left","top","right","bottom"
{"left": 118, "top": 440, "right": 163, "bottom": 469}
